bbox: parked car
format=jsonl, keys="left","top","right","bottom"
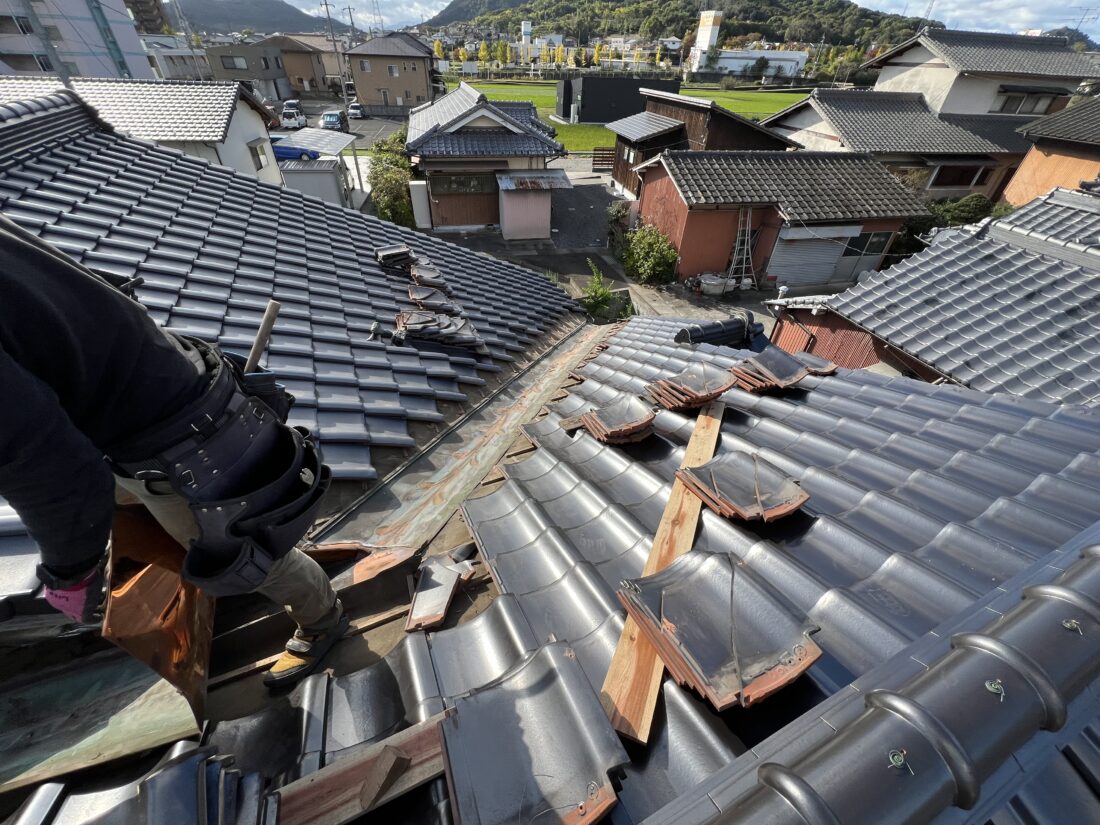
{"left": 268, "top": 135, "right": 320, "bottom": 161}
{"left": 282, "top": 99, "right": 302, "bottom": 113}
{"left": 320, "top": 109, "right": 350, "bottom": 132}
{"left": 347, "top": 102, "right": 369, "bottom": 119}
{"left": 280, "top": 109, "right": 308, "bottom": 129}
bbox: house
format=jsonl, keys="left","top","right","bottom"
{"left": 863, "top": 28, "right": 1098, "bottom": 116}
{"left": 345, "top": 32, "right": 442, "bottom": 111}
{"left": 282, "top": 32, "right": 349, "bottom": 88}
{"left": 686, "top": 10, "right": 807, "bottom": 76}
{"left": 554, "top": 77, "right": 680, "bottom": 124}
{"left": 763, "top": 89, "right": 1031, "bottom": 199}
{"left": 634, "top": 150, "right": 926, "bottom": 287}
{"left": 0, "top": 0, "right": 153, "bottom": 78}
{"left": 141, "top": 34, "right": 212, "bottom": 81}
{"left": 4, "top": 92, "right": 1100, "bottom": 825}
{"left": 0, "top": 76, "right": 280, "bottom": 184}
{"left": 607, "top": 87, "right": 797, "bottom": 198}
{"left": 770, "top": 186, "right": 1100, "bottom": 404}
{"left": 207, "top": 42, "right": 291, "bottom": 101}
{"left": 406, "top": 82, "right": 565, "bottom": 235}
{"left": 1004, "top": 96, "right": 1100, "bottom": 205}
{"left": 252, "top": 35, "right": 327, "bottom": 95}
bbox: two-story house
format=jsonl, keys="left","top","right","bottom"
{"left": 207, "top": 42, "right": 291, "bottom": 102}
{"left": 1005, "top": 97, "right": 1100, "bottom": 205}
{"left": 252, "top": 35, "right": 327, "bottom": 95}
{"left": 346, "top": 33, "right": 442, "bottom": 111}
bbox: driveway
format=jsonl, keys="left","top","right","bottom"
{"left": 272, "top": 100, "right": 403, "bottom": 151}
{"left": 550, "top": 171, "right": 616, "bottom": 250}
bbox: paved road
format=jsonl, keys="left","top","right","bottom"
{"left": 272, "top": 100, "right": 403, "bottom": 151}
{"left": 550, "top": 173, "right": 616, "bottom": 250}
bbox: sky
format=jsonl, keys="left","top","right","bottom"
{"left": 285, "top": 0, "right": 1100, "bottom": 41}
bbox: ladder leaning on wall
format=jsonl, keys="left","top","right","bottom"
{"left": 725, "top": 206, "right": 757, "bottom": 290}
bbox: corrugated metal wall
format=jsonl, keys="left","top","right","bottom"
{"left": 766, "top": 239, "right": 845, "bottom": 286}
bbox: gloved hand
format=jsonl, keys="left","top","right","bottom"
{"left": 40, "top": 561, "right": 107, "bottom": 624}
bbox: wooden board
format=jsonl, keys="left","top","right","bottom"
{"left": 275, "top": 713, "right": 449, "bottom": 825}
{"left": 599, "top": 401, "right": 726, "bottom": 743}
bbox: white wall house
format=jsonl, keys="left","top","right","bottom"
{"left": 0, "top": 75, "right": 281, "bottom": 184}
{"left": 864, "top": 29, "right": 1098, "bottom": 117}
{"left": 0, "top": 0, "right": 152, "bottom": 79}
{"left": 693, "top": 48, "right": 808, "bottom": 77}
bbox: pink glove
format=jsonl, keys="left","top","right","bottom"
{"left": 44, "top": 566, "right": 105, "bottom": 624}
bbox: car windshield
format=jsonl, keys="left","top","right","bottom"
{"left": 323, "top": 114, "right": 339, "bottom": 122}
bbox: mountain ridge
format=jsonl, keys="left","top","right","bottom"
{"left": 167, "top": 0, "right": 350, "bottom": 35}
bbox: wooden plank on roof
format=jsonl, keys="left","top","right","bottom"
{"left": 598, "top": 401, "right": 725, "bottom": 744}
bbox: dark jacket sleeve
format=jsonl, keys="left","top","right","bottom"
{"left": 0, "top": 342, "right": 114, "bottom": 578}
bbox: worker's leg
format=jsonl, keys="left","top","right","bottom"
{"left": 116, "top": 475, "right": 337, "bottom": 626}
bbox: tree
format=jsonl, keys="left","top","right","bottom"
{"left": 494, "top": 39, "right": 508, "bottom": 63}
{"left": 633, "top": 47, "right": 642, "bottom": 65}
{"left": 433, "top": 39, "right": 445, "bottom": 59}
{"left": 623, "top": 225, "right": 677, "bottom": 284}
{"left": 478, "top": 41, "right": 490, "bottom": 64}
{"left": 540, "top": 43, "right": 551, "bottom": 64}
{"left": 554, "top": 44, "right": 565, "bottom": 65}
{"left": 458, "top": 47, "right": 469, "bottom": 62}
{"left": 367, "top": 127, "right": 414, "bottom": 228}
{"left": 241, "top": 27, "right": 254, "bottom": 36}
{"left": 579, "top": 46, "right": 589, "bottom": 67}
{"left": 592, "top": 43, "right": 603, "bottom": 65}
{"left": 655, "top": 43, "right": 663, "bottom": 65}
{"left": 751, "top": 55, "right": 770, "bottom": 77}
{"left": 705, "top": 46, "right": 719, "bottom": 68}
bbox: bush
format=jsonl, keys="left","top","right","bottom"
{"left": 579, "top": 258, "right": 632, "bottom": 321}
{"left": 623, "top": 224, "right": 678, "bottom": 284}
{"left": 719, "top": 75, "right": 739, "bottom": 90}
{"left": 367, "top": 126, "right": 415, "bottom": 227}
{"left": 991, "top": 201, "right": 1016, "bottom": 219}
{"left": 930, "top": 193, "right": 993, "bottom": 226}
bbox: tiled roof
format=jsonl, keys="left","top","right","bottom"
{"left": 460, "top": 315, "right": 1100, "bottom": 824}
{"left": 346, "top": 32, "right": 432, "bottom": 57}
{"left": 252, "top": 34, "right": 320, "bottom": 52}
{"left": 407, "top": 82, "right": 562, "bottom": 158}
{"left": 865, "top": 28, "right": 1100, "bottom": 79}
{"left": 781, "top": 89, "right": 1018, "bottom": 154}
{"left": 605, "top": 110, "right": 684, "bottom": 142}
{"left": 828, "top": 187, "right": 1100, "bottom": 404}
{"left": 1018, "top": 96, "right": 1100, "bottom": 147}
{"left": 0, "top": 92, "right": 578, "bottom": 484}
{"left": 940, "top": 112, "right": 1034, "bottom": 153}
{"left": 651, "top": 150, "right": 927, "bottom": 222}
{"left": 0, "top": 76, "right": 269, "bottom": 143}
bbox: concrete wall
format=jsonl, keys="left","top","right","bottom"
{"left": 348, "top": 54, "right": 432, "bottom": 107}
{"left": 1004, "top": 142, "right": 1100, "bottom": 205}
{"left": 215, "top": 100, "right": 282, "bottom": 185}
{"left": 167, "top": 140, "right": 220, "bottom": 165}
{"left": 499, "top": 189, "right": 550, "bottom": 239}
{"left": 941, "top": 73, "right": 1079, "bottom": 115}
{"left": 874, "top": 44, "right": 955, "bottom": 111}
{"left": 767, "top": 105, "right": 845, "bottom": 150}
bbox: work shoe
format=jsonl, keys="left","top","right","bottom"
{"left": 263, "top": 601, "right": 350, "bottom": 688}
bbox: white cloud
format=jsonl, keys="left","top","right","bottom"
{"left": 862, "top": 0, "right": 1100, "bottom": 40}
{"left": 282, "top": 0, "right": 447, "bottom": 31}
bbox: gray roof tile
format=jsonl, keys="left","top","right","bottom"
{"left": 0, "top": 76, "right": 267, "bottom": 143}
{"left": 1018, "top": 95, "right": 1100, "bottom": 147}
{"left": 892, "top": 28, "right": 1100, "bottom": 78}
{"left": 654, "top": 150, "right": 927, "bottom": 222}
{"left": 606, "top": 110, "right": 684, "bottom": 142}
{"left": 345, "top": 32, "right": 432, "bottom": 57}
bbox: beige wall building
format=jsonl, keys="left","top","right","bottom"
{"left": 254, "top": 35, "right": 328, "bottom": 95}
{"left": 346, "top": 32, "right": 440, "bottom": 108}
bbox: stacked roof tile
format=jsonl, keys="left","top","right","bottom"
{"left": 773, "top": 89, "right": 1022, "bottom": 155}
{"left": 867, "top": 28, "right": 1100, "bottom": 79}
{"left": 649, "top": 150, "right": 928, "bottom": 221}
{"left": 828, "top": 187, "right": 1100, "bottom": 404}
{"left": 1018, "top": 95, "right": 1100, "bottom": 147}
{"left": 407, "top": 82, "right": 562, "bottom": 158}
{"left": 0, "top": 76, "right": 269, "bottom": 143}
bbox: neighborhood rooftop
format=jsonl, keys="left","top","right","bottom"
{"left": 641, "top": 149, "right": 928, "bottom": 222}
{"left": 865, "top": 27, "right": 1100, "bottom": 78}
{"left": 1018, "top": 95, "right": 1100, "bottom": 147}
{"left": 407, "top": 81, "right": 563, "bottom": 157}
{"left": 605, "top": 110, "right": 685, "bottom": 142}
{"left": 827, "top": 187, "right": 1100, "bottom": 404}
{"left": 640, "top": 87, "right": 800, "bottom": 146}
{"left": 766, "top": 89, "right": 1029, "bottom": 154}
{"left": 346, "top": 31, "right": 434, "bottom": 57}
{"left": 0, "top": 76, "right": 271, "bottom": 143}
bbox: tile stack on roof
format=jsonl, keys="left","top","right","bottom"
{"left": 1018, "top": 95, "right": 1100, "bottom": 148}
{"left": 0, "top": 76, "right": 267, "bottom": 143}
{"left": 653, "top": 150, "right": 928, "bottom": 222}
{"left": 789, "top": 89, "right": 1020, "bottom": 154}
{"left": 828, "top": 187, "right": 1100, "bottom": 404}
{"left": 407, "top": 82, "right": 562, "bottom": 158}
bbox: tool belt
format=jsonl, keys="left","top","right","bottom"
{"left": 109, "top": 337, "right": 330, "bottom": 597}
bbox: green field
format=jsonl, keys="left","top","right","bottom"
{"left": 468, "top": 81, "right": 807, "bottom": 152}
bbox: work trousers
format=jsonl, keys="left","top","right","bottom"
{"left": 115, "top": 475, "right": 340, "bottom": 633}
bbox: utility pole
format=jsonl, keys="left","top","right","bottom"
{"left": 320, "top": 0, "right": 351, "bottom": 112}
{"left": 344, "top": 5, "right": 357, "bottom": 44}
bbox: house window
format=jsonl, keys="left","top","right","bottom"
{"left": 35, "top": 54, "right": 52, "bottom": 71}
{"left": 248, "top": 138, "right": 269, "bottom": 171}
{"left": 842, "top": 231, "right": 893, "bottom": 257}
{"left": 359, "top": 59, "right": 371, "bottom": 71}
{"left": 221, "top": 55, "right": 247, "bottom": 70}
{"left": 411, "top": 62, "right": 417, "bottom": 70}
{"left": 16, "top": 16, "right": 33, "bottom": 34}
{"left": 416, "top": 95, "right": 425, "bottom": 102}
{"left": 433, "top": 174, "right": 497, "bottom": 194}
{"left": 388, "top": 64, "right": 399, "bottom": 76}
{"left": 275, "top": 56, "right": 282, "bottom": 68}
{"left": 974, "top": 167, "right": 994, "bottom": 187}
{"left": 296, "top": 76, "right": 304, "bottom": 86}
{"left": 929, "top": 165, "right": 984, "bottom": 188}
{"left": 990, "top": 92, "right": 1065, "bottom": 115}
{"left": 260, "top": 57, "right": 270, "bottom": 69}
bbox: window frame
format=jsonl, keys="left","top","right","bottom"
{"left": 359, "top": 59, "right": 371, "bottom": 72}
{"left": 928, "top": 164, "right": 985, "bottom": 189}
{"left": 247, "top": 138, "right": 269, "bottom": 171}
{"left": 388, "top": 64, "right": 399, "bottom": 76}
{"left": 220, "top": 55, "right": 247, "bottom": 70}
{"left": 432, "top": 173, "right": 498, "bottom": 194}
{"left": 16, "top": 15, "right": 33, "bottom": 34}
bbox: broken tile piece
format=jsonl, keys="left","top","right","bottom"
{"left": 676, "top": 451, "right": 809, "bottom": 522}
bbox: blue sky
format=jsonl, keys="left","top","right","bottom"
{"left": 289, "top": 0, "right": 1100, "bottom": 41}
